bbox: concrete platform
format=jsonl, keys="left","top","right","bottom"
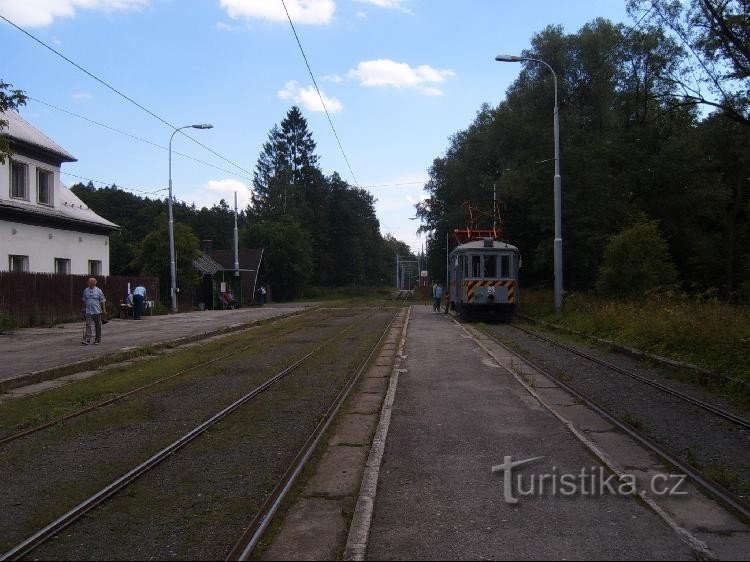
{"left": 0, "top": 305, "right": 313, "bottom": 391}
{"left": 364, "top": 306, "right": 694, "bottom": 560}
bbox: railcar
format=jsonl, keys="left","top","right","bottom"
{"left": 448, "top": 238, "right": 521, "bottom": 322}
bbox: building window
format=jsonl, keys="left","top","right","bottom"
{"left": 10, "top": 161, "right": 28, "bottom": 200}
{"left": 9, "top": 255, "right": 29, "bottom": 272}
{"left": 37, "top": 168, "right": 54, "bottom": 206}
{"left": 88, "top": 260, "right": 102, "bottom": 275}
{"left": 55, "top": 258, "right": 71, "bottom": 275}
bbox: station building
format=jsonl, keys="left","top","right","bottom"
{"left": 0, "top": 110, "right": 119, "bottom": 275}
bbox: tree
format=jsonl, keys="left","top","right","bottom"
{"left": 130, "top": 217, "right": 201, "bottom": 300}
{"left": 595, "top": 218, "right": 679, "bottom": 296}
{"left": 0, "top": 81, "right": 27, "bottom": 163}
{"left": 242, "top": 219, "right": 313, "bottom": 301}
{"left": 252, "top": 106, "right": 321, "bottom": 220}
{"left": 628, "top": 0, "right": 750, "bottom": 126}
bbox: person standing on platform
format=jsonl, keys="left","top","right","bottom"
{"left": 433, "top": 283, "right": 443, "bottom": 313}
{"left": 82, "top": 277, "right": 107, "bottom": 345}
{"left": 133, "top": 284, "right": 146, "bottom": 320}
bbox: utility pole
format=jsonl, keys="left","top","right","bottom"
{"left": 233, "top": 191, "right": 240, "bottom": 278}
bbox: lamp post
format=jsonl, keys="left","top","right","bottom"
{"left": 496, "top": 54, "right": 563, "bottom": 314}
{"left": 168, "top": 123, "right": 213, "bottom": 313}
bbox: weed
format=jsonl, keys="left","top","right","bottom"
{"left": 703, "top": 464, "right": 750, "bottom": 494}
{"left": 520, "top": 289, "right": 750, "bottom": 385}
{"left": 621, "top": 412, "right": 646, "bottom": 431}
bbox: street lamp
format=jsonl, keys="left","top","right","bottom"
{"left": 496, "top": 54, "right": 563, "bottom": 314}
{"left": 168, "top": 123, "right": 213, "bottom": 313}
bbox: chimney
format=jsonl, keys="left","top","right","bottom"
{"left": 202, "top": 240, "right": 213, "bottom": 254}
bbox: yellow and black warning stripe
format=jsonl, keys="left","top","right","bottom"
{"left": 464, "top": 279, "right": 515, "bottom": 304}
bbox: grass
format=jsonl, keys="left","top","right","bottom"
{"left": 620, "top": 412, "right": 647, "bottom": 431}
{"left": 0, "top": 312, "right": 16, "bottom": 334}
{"left": 0, "top": 309, "right": 333, "bottom": 436}
{"left": 520, "top": 288, "right": 750, "bottom": 383}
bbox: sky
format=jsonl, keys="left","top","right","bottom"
{"left": 1, "top": 0, "right": 632, "bottom": 252}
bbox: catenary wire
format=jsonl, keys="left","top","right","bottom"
{"left": 279, "top": 0, "right": 360, "bottom": 188}
{"left": 0, "top": 13, "right": 252, "bottom": 177}
{"left": 27, "top": 97, "right": 254, "bottom": 182}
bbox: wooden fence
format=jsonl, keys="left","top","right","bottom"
{"left": 0, "top": 272, "right": 160, "bottom": 327}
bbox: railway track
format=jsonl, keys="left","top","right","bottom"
{"left": 1, "top": 306, "right": 399, "bottom": 561}
{"left": 0, "top": 307, "right": 328, "bottom": 446}
{"left": 226, "top": 308, "right": 403, "bottom": 560}
{"left": 477, "top": 323, "right": 750, "bottom": 522}
{"left": 506, "top": 323, "right": 750, "bottom": 430}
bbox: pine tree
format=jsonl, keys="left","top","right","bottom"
{"left": 252, "top": 106, "right": 320, "bottom": 219}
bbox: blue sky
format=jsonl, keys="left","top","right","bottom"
{"left": 1, "top": 0, "right": 631, "bottom": 252}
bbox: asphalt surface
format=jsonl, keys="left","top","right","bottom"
{"left": 365, "top": 306, "right": 693, "bottom": 560}
{"left": 0, "top": 305, "right": 313, "bottom": 385}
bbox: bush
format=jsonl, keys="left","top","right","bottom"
{"left": 595, "top": 219, "right": 678, "bottom": 297}
{"left": 0, "top": 312, "right": 16, "bottom": 333}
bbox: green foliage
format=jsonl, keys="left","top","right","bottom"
{"left": 242, "top": 219, "right": 312, "bottom": 301}
{"left": 521, "top": 288, "right": 750, "bottom": 383}
{"left": 249, "top": 106, "right": 416, "bottom": 293}
{"left": 131, "top": 217, "right": 201, "bottom": 297}
{"left": 0, "top": 312, "right": 16, "bottom": 334}
{"left": 417, "top": 18, "right": 749, "bottom": 297}
{"left": 627, "top": 0, "right": 750, "bottom": 126}
{"left": 595, "top": 219, "right": 679, "bottom": 296}
{"left": 0, "top": 80, "right": 27, "bottom": 164}
{"left": 71, "top": 106, "right": 416, "bottom": 302}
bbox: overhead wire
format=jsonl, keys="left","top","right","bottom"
{"left": 279, "top": 0, "right": 360, "bottom": 188}
{"left": 0, "top": 13, "right": 252, "bottom": 177}
{"left": 61, "top": 171, "right": 243, "bottom": 210}
{"left": 27, "top": 97, "right": 254, "bottom": 182}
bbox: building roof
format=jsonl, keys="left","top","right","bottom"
{"left": 1, "top": 110, "right": 77, "bottom": 162}
{"left": 194, "top": 253, "right": 225, "bottom": 275}
{"left": 211, "top": 248, "right": 263, "bottom": 273}
{"left": 0, "top": 184, "right": 120, "bottom": 232}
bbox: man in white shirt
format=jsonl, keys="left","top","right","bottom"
{"left": 82, "top": 277, "right": 107, "bottom": 345}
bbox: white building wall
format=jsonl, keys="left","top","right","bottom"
{"left": 0, "top": 220, "right": 111, "bottom": 275}
{"left": 1, "top": 146, "right": 113, "bottom": 276}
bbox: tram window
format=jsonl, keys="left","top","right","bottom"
{"left": 483, "top": 255, "right": 497, "bottom": 278}
{"left": 502, "top": 255, "right": 511, "bottom": 277}
{"left": 471, "top": 255, "right": 481, "bottom": 278}
{"left": 462, "top": 256, "right": 469, "bottom": 278}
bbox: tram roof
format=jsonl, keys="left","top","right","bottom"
{"left": 452, "top": 239, "right": 519, "bottom": 253}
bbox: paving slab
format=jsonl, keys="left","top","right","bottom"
{"left": 345, "top": 393, "right": 384, "bottom": 415}
{"left": 365, "top": 306, "right": 694, "bottom": 560}
{"left": 262, "top": 497, "right": 349, "bottom": 561}
{"left": 303, "top": 442, "right": 368, "bottom": 498}
{"left": 329, "top": 414, "right": 379, "bottom": 447}
{"left": 0, "top": 305, "right": 313, "bottom": 390}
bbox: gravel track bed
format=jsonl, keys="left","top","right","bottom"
{"left": 484, "top": 322, "right": 750, "bottom": 495}
{"left": 28, "top": 308, "right": 397, "bottom": 561}
{"left": 0, "top": 308, "right": 368, "bottom": 554}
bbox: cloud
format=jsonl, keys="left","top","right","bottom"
{"left": 219, "top": 0, "right": 335, "bottom": 25}
{"left": 277, "top": 80, "right": 343, "bottom": 113}
{"left": 356, "top": 11, "right": 367, "bottom": 19}
{"left": 321, "top": 74, "right": 344, "bottom": 83}
{"left": 355, "top": 0, "right": 412, "bottom": 13}
{"left": 348, "top": 59, "right": 455, "bottom": 95}
{"left": 186, "top": 179, "right": 252, "bottom": 210}
{"left": 214, "top": 21, "right": 235, "bottom": 31}
{"left": 0, "top": 0, "right": 148, "bottom": 27}
{"left": 71, "top": 92, "right": 92, "bottom": 100}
